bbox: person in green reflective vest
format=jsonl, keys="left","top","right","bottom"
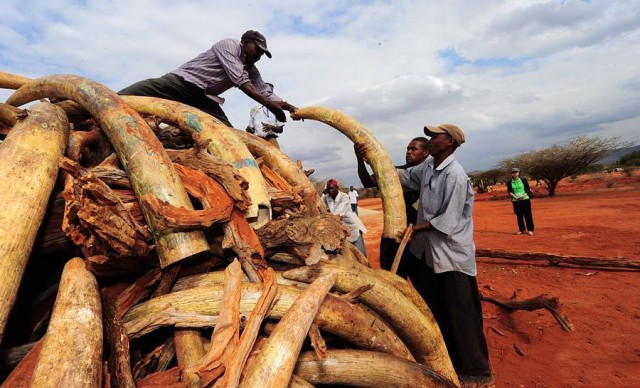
{"left": 507, "top": 167, "right": 535, "bottom": 236}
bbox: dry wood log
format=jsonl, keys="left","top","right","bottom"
{"left": 89, "top": 153, "right": 133, "bottom": 188}
{"left": 308, "top": 323, "right": 328, "bottom": 360}
{"left": 120, "top": 95, "right": 271, "bottom": 227}
{"left": 233, "top": 129, "right": 325, "bottom": 216}
{"left": 140, "top": 193, "right": 232, "bottom": 233}
{"left": 152, "top": 266, "right": 181, "bottom": 298}
{"left": 156, "top": 268, "right": 205, "bottom": 388}
{"left": 0, "top": 102, "right": 68, "bottom": 342}
{"left": 283, "top": 263, "right": 458, "bottom": 385}
{"left": 167, "top": 147, "right": 251, "bottom": 211}
{"left": 291, "top": 107, "right": 406, "bottom": 240}
{"left": 223, "top": 210, "right": 266, "bottom": 281}
{"left": 102, "top": 289, "right": 136, "bottom": 388}
{"left": 100, "top": 269, "right": 161, "bottom": 387}
{"left": 256, "top": 214, "right": 346, "bottom": 255}
{"left": 30, "top": 258, "right": 103, "bottom": 387}
{"left": 138, "top": 163, "right": 236, "bottom": 233}
{"left": 268, "top": 188, "right": 303, "bottom": 215}
{"left": 122, "top": 284, "right": 412, "bottom": 360}
{"left": 480, "top": 293, "right": 574, "bottom": 332}
{"left": 476, "top": 248, "right": 640, "bottom": 271}
{"left": 240, "top": 272, "right": 337, "bottom": 388}
{"left": 0, "top": 103, "right": 26, "bottom": 127}
{"left": 258, "top": 158, "right": 305, "bottom": 215}
{"left": 60, "top": 158, "right": 154, "bottom": 259}
{"left": 188, "top": 260, "right": 243, "bottom": 383}
{"left": 294, "top": 350, "right": 454, "bottom": 388}
{"left": 218, "top": 268, "right": 279, "bottom": 388}
{"left": 7, "top": 74, "right": 210, "bottom": 268}
{"left": 1, "top": 339, "right": 43, "bottom": 387}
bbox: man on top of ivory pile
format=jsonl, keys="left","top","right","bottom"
{"left": 119, "top": 30, "right": 297, "bottom": 127}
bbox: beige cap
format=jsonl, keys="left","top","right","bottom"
{"left": 424, "top": 124, "right": 465, "bottom": 145}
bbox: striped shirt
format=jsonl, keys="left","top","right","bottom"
{"left": 171, "top": 38, "right": 281, "bottom": 105}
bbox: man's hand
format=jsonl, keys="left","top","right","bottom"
{"left": 263, "top": 123, "right": 284, "bottom": 134}
{"left": 240, "top": 82, "right": 288, "bottom": 122}
{"left": 412, "top": 221, "right": 433, "bottom": 234}
{"left": 265, "top": 101, "right": 287, "bottom": 122}
{"left": 280, "top": 101, "right": 298, "bottom": 113}
{"left": 354, "top": 143, "right": 370, "bottom": 161}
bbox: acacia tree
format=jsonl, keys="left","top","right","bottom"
{"left": 501, "top": 135, "right": 629, "bottom": 196}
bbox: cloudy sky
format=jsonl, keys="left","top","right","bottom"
{"left": 2, "top": 0, "right": 639, "bottom": 186}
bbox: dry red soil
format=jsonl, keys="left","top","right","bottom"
{"left": 358, "top": 171, "right": 640, "bottom": 387}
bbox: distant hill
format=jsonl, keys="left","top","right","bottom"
{"left": 596, "top": 145, "right": 640, "bottom": 165}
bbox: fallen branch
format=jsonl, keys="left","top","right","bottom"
{"left": 476, "top": 248, "right": 640, "bottom": 271}
{"left": 480, "top": 293, "right": 574, "bottom": 332}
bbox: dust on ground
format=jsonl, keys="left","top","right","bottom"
{"left": 358, "top": 170, "right": 640, "bottom": 387}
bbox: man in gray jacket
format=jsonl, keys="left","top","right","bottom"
{"left": 397, "top": 124, "right": 493, "bottom": 387}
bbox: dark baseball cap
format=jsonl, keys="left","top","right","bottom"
{"left": 241, "top": 30, "right": 272, "bottom": 58}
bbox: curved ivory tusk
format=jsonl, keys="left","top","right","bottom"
{"left": 294, "top": 350, "right": 456, "bottom": 388}
{"left": 121, "top": 95, "right": 272, "bottom": 228}
{"left": 282, "top": 262, "right": 459, "bottom": 385}
{"left": 172, "top": 270, "right": 307, "bottom": 291}
{"left": 122, "top": 283, "right": 413, "bottom": 361}
{"left": 0, "top": 102, "right": 68, "bottom": 342}
{"left": 240, "top": 272, "right": 337, "bottom": 388}
{"left": 232, "top": 129, "right": 326, "bottom": 215}
{"left": 0, "top": 71, "right": 32, "bottom": 90}
{"left": 291, "top": 107, "right": 406, "bottom": 240}
{"left": 6, "top": 74, "right": 209, "bottom": 268}
{"left": 30, "top": 258, "right": 103, "bottom": 387}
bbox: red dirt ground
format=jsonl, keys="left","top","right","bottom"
{"left": 358, "top": 171, "right": 640, "bottom": 387}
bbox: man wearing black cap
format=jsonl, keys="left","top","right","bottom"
{"left": 396, "top": 124, "right": 494, "bottom": 387}
{"left": 119, "top": 30, "right": 296, "bottom": 127}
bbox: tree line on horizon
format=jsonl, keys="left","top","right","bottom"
{"left": 471, "top": 135, "right": 638, "bottom": 196}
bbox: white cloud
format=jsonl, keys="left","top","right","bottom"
{"left": 1, "top": 0, "right": 639, "bottom": 186}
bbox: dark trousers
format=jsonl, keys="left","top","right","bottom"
{"left": 350, "top": 203, "right": 358, "bottom": 215}
{"left": 379, "top": 237, "right": 412, "bottom": 277}
{"left": 382, "top": 244, "right": 491, "bottom": 377}
{"left": 118, "top": 73, "right": 233, "bottom": 127}
{"left": 513, "top": 199, "right": 534, "bottom": 232}
{"left": 409, "top": 256, "right": 491, "bottom": 377}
